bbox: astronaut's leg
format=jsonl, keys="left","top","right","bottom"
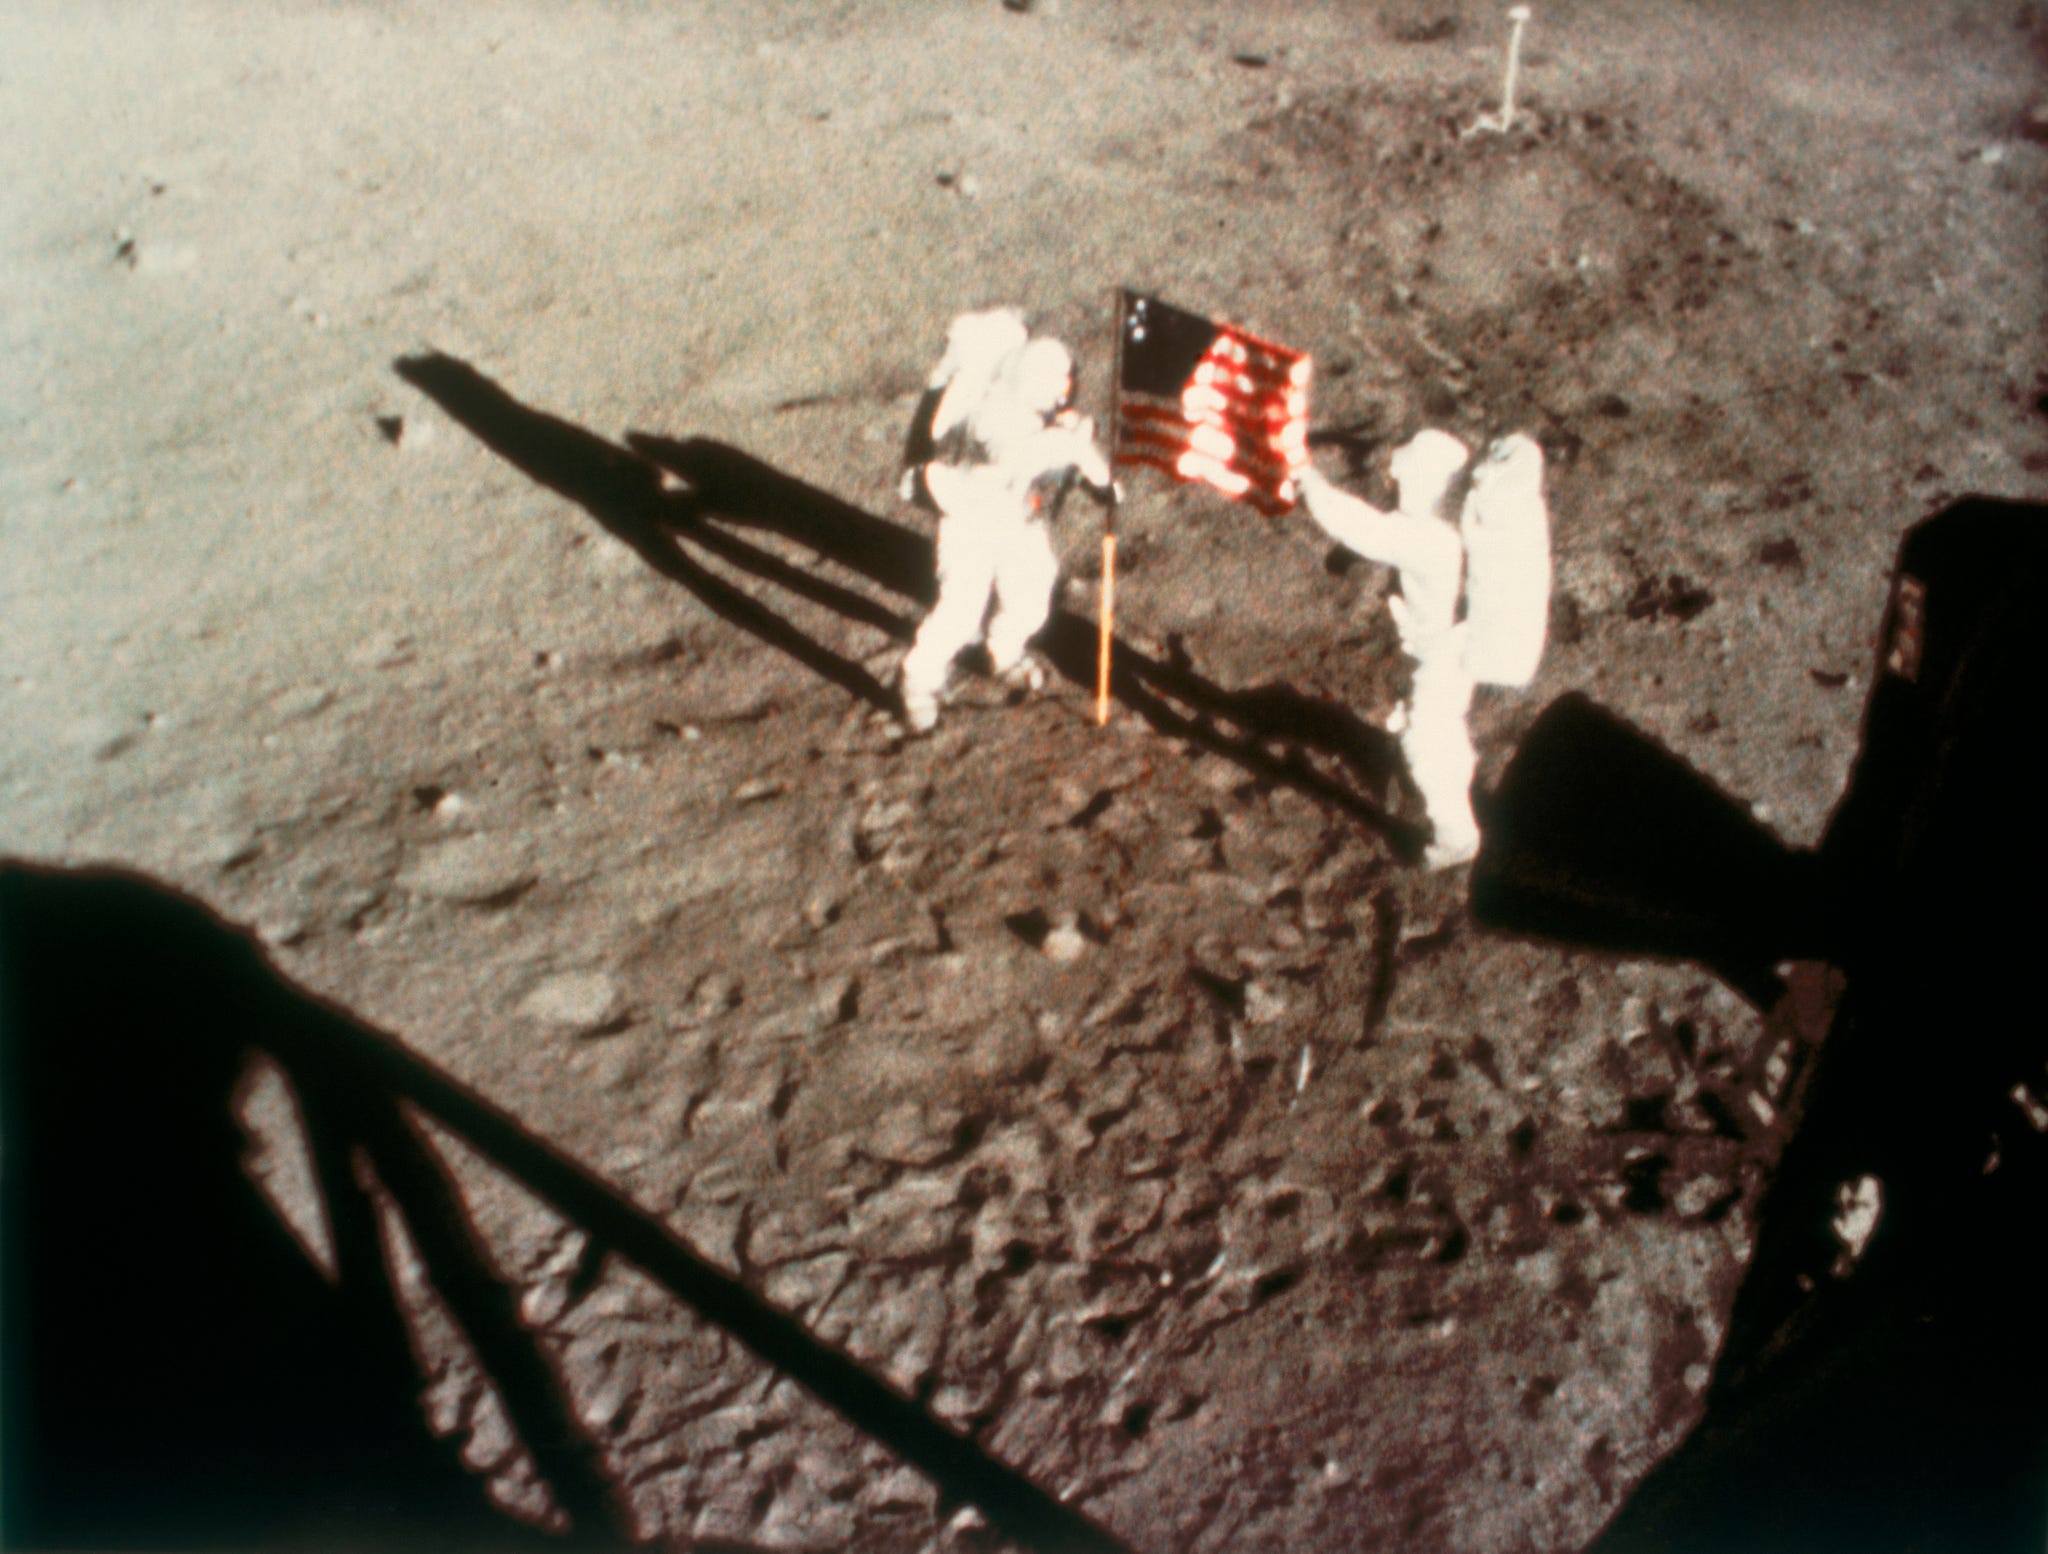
{"left": 985, "top": 514, "right": 1060, "bottom": 687}
{"left": 900, "top": 506, "right": 997, "bottom": 731}
{"left": 1399, "top": 638, "right": 1481, "bottom": 869}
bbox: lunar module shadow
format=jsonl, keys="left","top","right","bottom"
{"left": 0, "top": 862, "right": 1132, "bottom": 1554}
{"left": 1471, "top": 497, "right": 2048, "bottom": 1553}
{"left": 0, "top": 864, "right": 574, "bottom": 1552}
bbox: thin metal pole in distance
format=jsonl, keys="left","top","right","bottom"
{"left": 1500, "top": 6, "right": 1531, "bottom": 130}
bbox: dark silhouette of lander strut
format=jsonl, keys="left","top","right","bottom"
{"left": 1470, "top": 495, "right": 2048, "bottom": 1553}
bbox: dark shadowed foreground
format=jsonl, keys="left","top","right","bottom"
{"left": 0, "top": 863, "right": 1129, "bottom": 1554}
{"left": 1477, "top": 498, "right": 2048, "bottom": 1553}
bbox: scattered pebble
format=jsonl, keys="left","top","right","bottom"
{"left": 520, "top": 1278, "right": 570, "bottom": 1329}
{"left": 677, "top": 971, "right": 741, "bottom": 1027}
{"left": 863, "top": 1466, "right": 934, "bottom": 1512}
{"left": 2009, "top": 1083, "right": 2048, "bottom": 1132}
{"left": 1672, "top": 1174, "right": 1733, "bottom": 1220}
{"left": 1618, "top": 995, "right": 1654, "bottom": 1045}
{"left": 349, "top": 634, "right": 416, "bottom": 669}
{"left": 397, "top": 834, "right": 534, "bottom": 904}
{"left": 459, "top": 1391, "right": 518, "bottom": 1473}
{"left": 118, "top": 238, "right": 199, "bottom": 275}
{"left": 1042, "top": 921, "right": 1089, "bottom": 963}
{"left": 579, "top": 1366, "right": 635, "bottom": 1434}
{"left": 269, "top": 685, "right": 336, "bottom": 722}
{"left": 1829, "top": 1174, "right": 1881, "bottom": 1259}
{"left": 868, "top": 1100, "right": 965, "bottom": 1166}
{"left": 519, "top": 971, "right": 621, "bottom": 1032}
{"left": 376, "top": 413, "right": 435, "bottom": 451}
{"left": 1245, "top": 980, "right": 1289, "bottom": 1025}
{"left": 807, "top": 974, "right": 859, "bottom": 1028}
{"left": 1513, "top": 1249, "right": 1564, "bottom": 1293}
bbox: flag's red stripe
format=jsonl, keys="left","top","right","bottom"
{"left": 1198, "top": 320, "right": 1307, "bottom": 366}
{"left": 1119, "top": 408, "right": 1304, "bottom": 461}
{"left": 1214, "top": 322, "right": 1306, "bottom": 366}
{"left": 1197, "top": 349, "right": 1302, "bottom": 381}
{"left": 1209, "top": 353, "right": 1306, "bottom": 391}
{"left": 1118, "top": 428, "right": 1189, "bottom": 461}
{"left": 1118, "top": 425, "right": 1302, "bottom": 495}
{"left": 1121, "top": 412, "right": 1305, "bottom": 454}
{"left": 1119, "top": 449, "right": 1293, "bottom": 515}
{"left": 1121, "top": 394, "right": 1301, "bottom": 425}
{"left": 1172, "top": 362, "right": 1303, "bottom": 401}
{"left": 1201, "top": 332, "right": 1308, "bottom": 381}
{"left": 1119, "top": 409, "right": 1308, "bottom": 479}
{"left": 1121, "top": 397, "right": 1306, "bottom": 437}
{"left": 1118, "top": 449, "right": 1184, "bottom": 477}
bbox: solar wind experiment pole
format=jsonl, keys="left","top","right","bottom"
{"left": 1468, "top": 4, "right": 1533, "bottom": 135}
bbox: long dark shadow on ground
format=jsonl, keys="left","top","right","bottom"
{"left": 632, "top": 433, "right": 1416, "bottom": 845}
{"left": 394, "top": 354, "right": 903, "bottom": 714}
{"left": 1, "top": 861, "right": 1133, "bottom": 1554}
{"left": 396, "top": 352, "right": 1419, "bottom": 854}
{"left": 0, "top": 863, "right": 580, "bottom": 1552}
{"left": 1486, "top": 496, "right": 2048, "bottom": 1553}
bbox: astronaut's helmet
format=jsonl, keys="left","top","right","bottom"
{"left": 1388, "top": 429, "right": 1472, "bottom": 514}
{"left": 1005, "top": 338, "right": 1076, "bottom": 419}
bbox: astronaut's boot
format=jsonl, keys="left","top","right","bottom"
{"left": 996, "top": 655, "right": 1048, "bottom": 695}
{"left": 896, "top": 646, "right": 950, "bottom": 735}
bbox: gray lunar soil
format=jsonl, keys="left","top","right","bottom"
{"left": 4, "top": 0, "right": 2046, "bottom": 1549}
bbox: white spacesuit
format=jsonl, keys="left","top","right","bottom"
{"left": 1295, "top": 428, "right": 1551, "bottom": 869}
{"left": 1459, "top": 433, "right": 1552, "bottom": 690}
{"left": 897, "top": 311, "right": 1116, "bottom": 734}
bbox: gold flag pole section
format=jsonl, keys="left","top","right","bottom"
{"left": 1096, "top": 535, "right": 1116, "bottom": 726}
{"left": 1098, "top": 288, "right": 1125, "bottom": 727}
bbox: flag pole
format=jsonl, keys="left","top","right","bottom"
{"left": 1097, "top": 288, "right": 1124, "bottom": 728}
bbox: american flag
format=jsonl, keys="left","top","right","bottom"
{"left": 1113, "top": 292, "right": 1312, "bottom": 517}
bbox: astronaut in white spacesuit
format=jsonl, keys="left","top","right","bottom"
{"left": 896, "top": 310, "right": 1117, "bottom": 734}
{"left": 1295, "top": 428, "right": 1551, "bottom": 869}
